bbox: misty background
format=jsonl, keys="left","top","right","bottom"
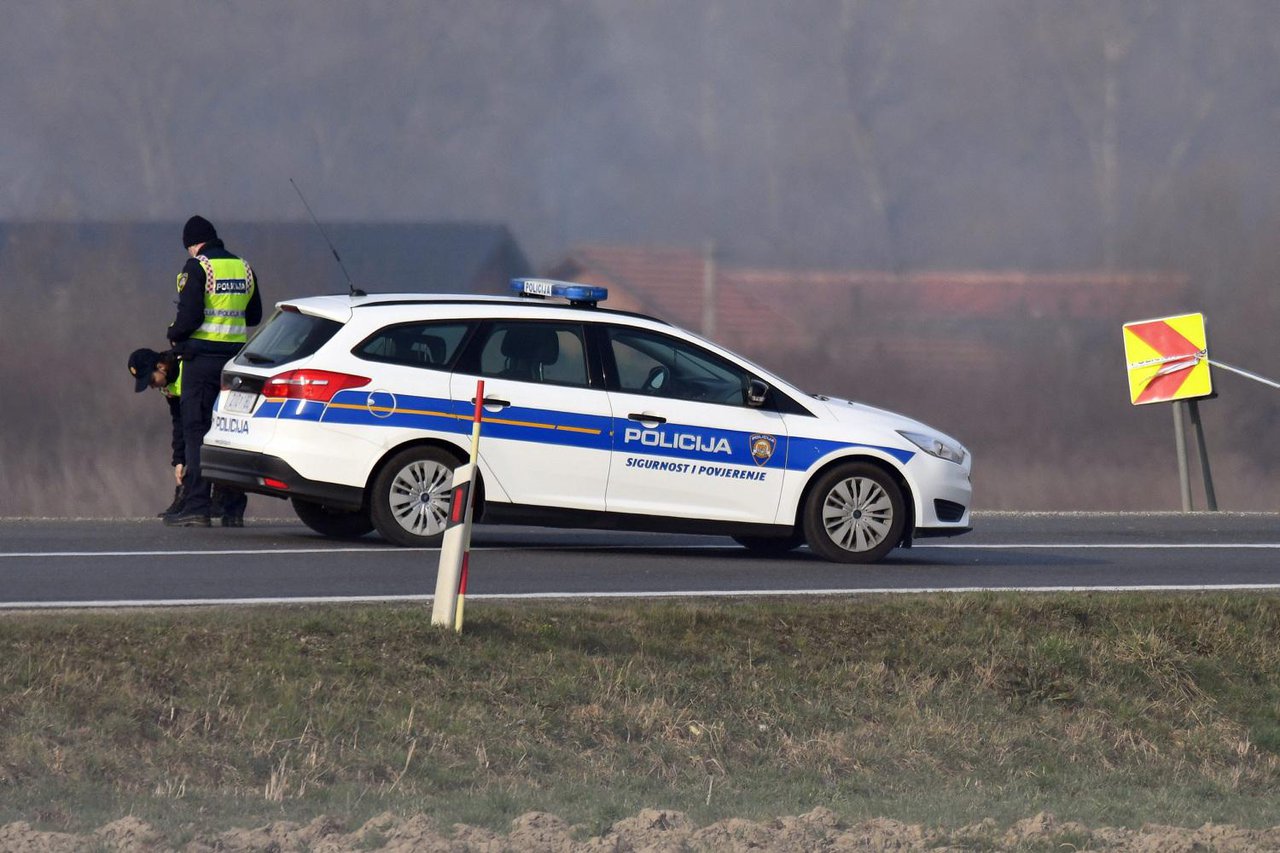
{"left": 3, "top": 1, "right": 1280, "bottom": 518}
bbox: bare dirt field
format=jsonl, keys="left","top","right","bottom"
{"left": 5, "top": 809, "right": 1280, "bottom": 852}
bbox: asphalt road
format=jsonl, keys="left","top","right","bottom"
{"left": 1, "top": 512, "right": 1279, "bottom": 609}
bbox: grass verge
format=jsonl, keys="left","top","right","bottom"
{"left": 1, "top": 593, "right": 1279, "bottom": 836}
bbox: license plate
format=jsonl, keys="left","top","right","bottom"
{"left": 224, "top": 390, "right": 257, "bottom": 414}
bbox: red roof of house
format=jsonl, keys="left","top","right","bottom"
{"left": 547, "top": 245, "right": 1190, "bottom": 357}
{"left": 546, "top": 245, "right": 806, "bottom": 349}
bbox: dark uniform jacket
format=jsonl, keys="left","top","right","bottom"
{"left": 156, "top": 352, "right": 184, "bottom": 467}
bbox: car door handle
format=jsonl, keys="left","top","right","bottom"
{"left": 471, "top": 396, "right": 511, "bottom": 409}
{"left": 628, "top": 412, "right": 667, "bottom": 425}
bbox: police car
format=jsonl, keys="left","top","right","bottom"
{"left": 202, "top": 279, "right": 972, "bottom": 563}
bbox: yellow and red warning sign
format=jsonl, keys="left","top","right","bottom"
{"left": 1122, "top": 313, "right": 1212, "bottom": 405}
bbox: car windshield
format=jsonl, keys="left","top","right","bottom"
{"left": 236, "top": 308, "right": 342, "bottom": 367}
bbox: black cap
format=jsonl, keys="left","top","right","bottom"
{"left": 128, "top": 348, "right": 162, "bottom": 392}
{"left": 182, "top": 215, "right": 217, "bottom": 248}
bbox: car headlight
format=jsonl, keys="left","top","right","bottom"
{"left": 897, "top": 430, "right": 967, "bottom": 465}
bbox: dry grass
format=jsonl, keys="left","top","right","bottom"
{"left": 1, "top": 594, "right": 1280, "bottom": 835}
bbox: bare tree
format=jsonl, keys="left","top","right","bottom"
{"left": 1030, "top": 1, "right": 1160, "bottom": 268}
{"left": 698, "top": 0, "right": 725, "bottom": 245}
{"left": 838, "top": 0, "right": 917, "bottom": 271}
{"left": 61, "top": 7, "right": 191, "bottom": 217}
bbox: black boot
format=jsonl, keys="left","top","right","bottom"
{"left": 158, "top": 485, "right": 185, "bottom": 518}
{"left": 164, "top": 511, "right": 211, "bottom": 527}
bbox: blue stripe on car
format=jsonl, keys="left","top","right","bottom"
{"left": 256, "top": 390, "right": 915, "bottom": 469}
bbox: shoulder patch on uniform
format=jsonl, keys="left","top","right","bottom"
{"left": 176, "top": 272, "right": 188, "bottom": 293}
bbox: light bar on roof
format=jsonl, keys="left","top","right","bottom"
{"left": 511, "top": 278, "right": 608, "bottom": 305}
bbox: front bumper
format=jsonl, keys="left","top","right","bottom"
{"left": 913, "top": 524, "right": 972, "bottom": 539}
{"left": 202, "top": 446, "right": 365, "bottom": 510}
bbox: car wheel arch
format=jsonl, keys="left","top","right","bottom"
{"left": 365, "top": 438, "right": 487, "bottom": 522}
{"left": 792, "top": 454, "right": 915, "bottom": 546}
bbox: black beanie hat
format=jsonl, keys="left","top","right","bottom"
{"left": 182, "top": 215, "right": 217, "bottom": 248}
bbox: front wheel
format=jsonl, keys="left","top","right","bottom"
{"left": 292, "top": 498, "right": 374, "bottom": 539}
{"left": 801, "top": 462, "right": 906, "bottom": 563}
{"left": 369, "top": 446, "right": 460, "bottom": 547}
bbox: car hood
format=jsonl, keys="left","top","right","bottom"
{"left": 810, "top": 394, "right": 964, "bottom": 446}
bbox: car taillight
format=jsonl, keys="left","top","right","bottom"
{"left": 261, "top": 370, "right": 370, "bottom": 402}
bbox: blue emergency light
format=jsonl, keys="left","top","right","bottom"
{"left": 511, "top": 278, "right": 608, "bottom": 305}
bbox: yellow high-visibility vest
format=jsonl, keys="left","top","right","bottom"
{"left": 177, "top": 255, "right": 256, "bottom": 344}
{"left": 163, "top": 360, "right": 183, "bottom": 398}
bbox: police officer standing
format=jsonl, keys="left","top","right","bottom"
{"left": 164, "top": 216, "right": 262, "bottom": 527}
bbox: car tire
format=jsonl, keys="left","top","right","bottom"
{"left": 291, "top": 498, "right": 375, "bottom": 539}
{"left": 733, "top": 532, "right": 804, "bottom": 556}
{"left": 369, "top": 446, "right": 460, "bottom": 547}
{"left": 801, "top": 461, "right": 906, "bottom": 563}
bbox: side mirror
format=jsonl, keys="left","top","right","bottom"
{"left": 746, "top": 378, "right": 769, "bottom": 407}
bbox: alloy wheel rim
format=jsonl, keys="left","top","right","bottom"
{"left": 388, "top": 460, "right": 453, "bottom": 536}
{"left": 821, "top": 476, "right": 893, "bottom": 552}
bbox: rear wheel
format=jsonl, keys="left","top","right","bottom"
{"left": 369, "top": 446, "right": 459, "bottom": 547}
{"left": 291, "top": 498, "right": 374, "bottom": 539}
{"left": 733, "top": 532, "right": 804, "bottom": 556}
{"left": 801, "top": 462, "right": 906, "bottom": 563}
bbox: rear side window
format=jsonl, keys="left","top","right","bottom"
{"left": 236, "top": 308, "right": 341, "bottom": 367}
{"left": 474, "top": 322, "right": 589, "bottom": 387}
{"left": 355, "top": 322, "right": 471, "bottom": 370}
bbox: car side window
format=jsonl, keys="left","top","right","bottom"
{"left": 354, "top": 322, "right": 471, "bottom": 370}
{"left": 606, "top": 326, "right": 751, "bottom": 406}
{"left": 476, "top": 322, "right": 589, "bottom": 387}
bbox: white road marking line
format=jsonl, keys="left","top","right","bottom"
{"left": 0, "top": 547, "right": 426, "bottom": 558}
{"left": 3, "top": 542, "right": 1280, "bottom": 558}
{"left": 4, "top": 583, "right": 1280, "bottom": 610}
{"left": 921, "top": 543, "right": 1280, "bottom": 549}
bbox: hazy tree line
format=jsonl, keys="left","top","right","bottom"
{"left": 3, "top": 1, "right": 1280, "bottom": 516}
{"left": 6, "top": 3, "right": 1280, "bottom": 269}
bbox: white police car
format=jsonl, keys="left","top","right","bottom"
{"left": 203, "top": 279, "right": 971, "bottom": 563}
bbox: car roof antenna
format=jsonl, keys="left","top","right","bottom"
{"left": 290, "top": 178, "right": 365, "bottom": 298}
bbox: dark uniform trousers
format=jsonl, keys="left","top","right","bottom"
{"left": 179, "top": 353, "right": 247, "bottom": 518}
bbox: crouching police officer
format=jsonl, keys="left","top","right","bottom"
{"left": 128, "top": 346, "right": 245, "bottom": 524}
{"left": 163, "top": 216, "right": 261, "bottom": 527}
{"left": 128, "top": 347, "right": 187, "bottom": 516}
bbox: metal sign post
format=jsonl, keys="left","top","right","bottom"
{"left": 1186, "top": 399, "right": 1217, "bottom": 511}
{"left": 1123, "top": 313, "right": 1216, "bottom": 512}
{"left": 1171, "top": 401, "right": 1192, "bottom": 512}
{"left": 1123, "top": 312, "right": 1280, "bottom": 512}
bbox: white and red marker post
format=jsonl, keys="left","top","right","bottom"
{"left": 431, "top": 380, "right": 484, "bottom": 632}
